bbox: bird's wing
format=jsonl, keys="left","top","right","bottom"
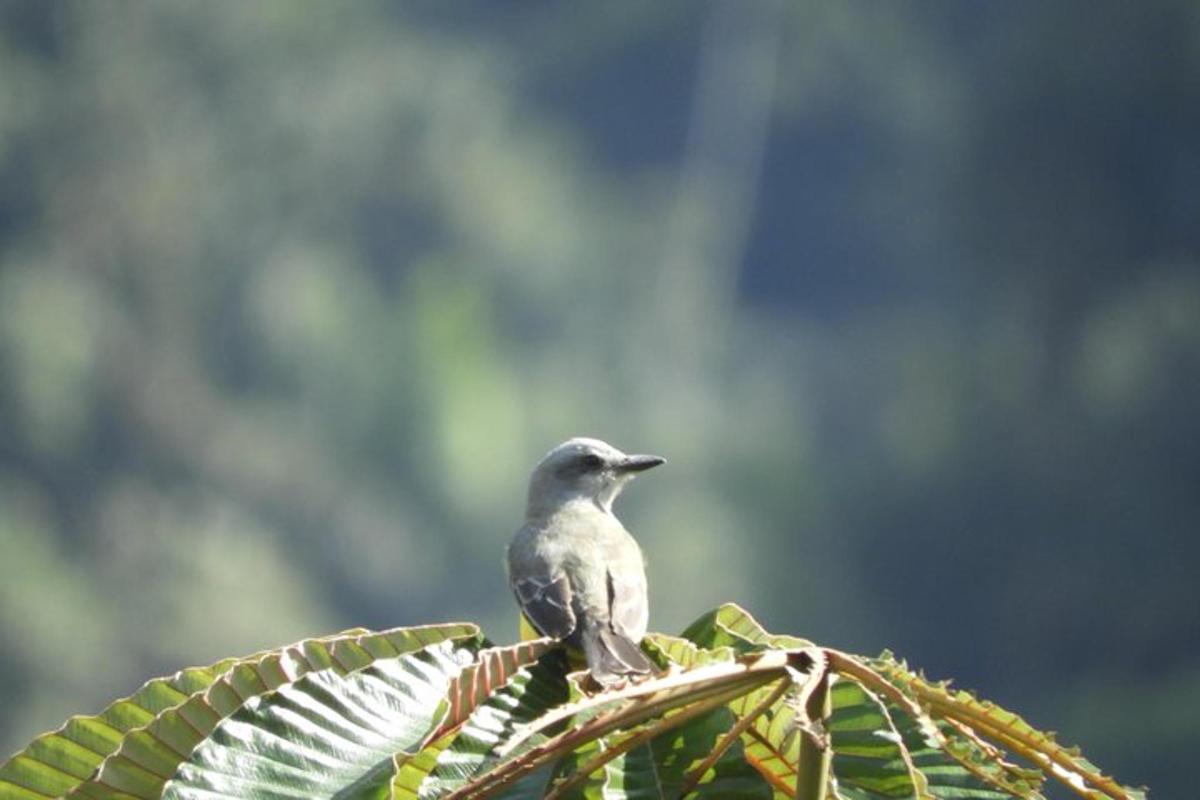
{"left": 607, "top": 567, "right": 648, "bottom": 642}
{"left": 512, "top": 573, "right": 577, "bottom": 640}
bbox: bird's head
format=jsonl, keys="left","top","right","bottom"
{"left": 526, "top": 437, "right": 665, "bottom": 517}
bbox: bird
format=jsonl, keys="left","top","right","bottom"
{"left": 507, "top": 437, "right": 665, "bottom": 687}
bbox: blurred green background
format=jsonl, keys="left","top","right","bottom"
{"left": 1, "top": 2, "right": 1197, "bottom": 795}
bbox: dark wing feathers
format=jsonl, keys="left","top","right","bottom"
{"left": 513, "top": 561, "right": 653, "bottom": 686}
{"left": 513, "top": 574, "right": 576, "bottom": 639}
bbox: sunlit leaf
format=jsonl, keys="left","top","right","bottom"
{"left": 0, "top": 657, "right": 244, "bottom": 800}
{"left": 415, "top": 650, "right": 571, "bottom": 798}
{"left": 680, "top": 604, "right": 811, "bottom": 654}
{"left": 872, "top": 655, "right": 1147, "bottom": 800}
{"left": 54, "top": 625, "right": 480, "bottom": 800}
{"left": 0, "top": 611, "right": 1147, "bottom": 800}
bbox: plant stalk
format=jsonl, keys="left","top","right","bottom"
{"left": 794, "top": 668, "right": 831, "bottom": 800}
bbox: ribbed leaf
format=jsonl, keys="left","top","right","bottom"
{"left": 162, "top": 647, "right": 462, "bottom": 799}
{"left": 0, "top": 629, "right": 369, "bottom": 800}
{"left": 649, "top": 622, "right": 806, "bottom": 798}
{"left": 872, "top": 656, "right": 1147, "bottom": 800}
{"left": 827, "top": 679, "right": 929, "bottom": 800}
{"left": 0, "top": 656, "right": 245, "bottom": 800}
{"left": 394, "top": 730, "right": 559, "bottom": 800}
{"left": 54, "top": 624, "right": 480, "bottom": 800}
{"left": 392, "top": 730, "right": 458, "bottom": 800}
{"left": 660, "top": 619, "right": 816, "bottom": 798}
{"left": 159, "top": 630, "right": 480, "bottom": 800}
{"left": 415, "top": 650, "right": 572, "bottom": 798}
{"left": 680, "top": 604, "right": 811, "bottom": 654}
{"left": 438, "top": 639, "right": 557, "bottom": 736}
{"left": 642, "top": 633, "right": 739, "bottom": 670}
{"left": 900, "top": 714, "right": 1037, "bottom": 800}
{"left": 387, "top": 640, "right": 560, "bottom": 800}
{"left": 593, "top": 704, "right": 772, "bottom": 800}
{"left": 730, "top": 680, "right": 800, "bottom": 798}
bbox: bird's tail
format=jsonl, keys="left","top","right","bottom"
{"left": 581, "top": 622, "right": 653, "bottom": 687}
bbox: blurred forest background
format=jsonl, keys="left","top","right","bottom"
{"left": 1, "top": 2, "right": 1197, "bottom": 795}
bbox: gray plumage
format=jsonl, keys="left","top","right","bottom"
{"left": 507, "top": 437, "right": 665, "bottom": 686}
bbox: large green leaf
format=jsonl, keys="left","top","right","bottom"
{"left": 676, "top": 609, "right": 837, "bottom": 800}
{"left": 728, "top": 680, "right": 800, "bottom": 798}
{"left": 394, "top": 729, "right": 562, "bottom": 800}
{"left": 412, "top": 650, "right": 572, "bottom": 799}
{"left": 437, "top": 639, "right": 557, "bottom": 736}
{"left": 827, "top": 679, "right": 929, "bottom": 800}
{"left": 581, "top": 704, "right": 772, "bottom": 800}
{"left": 161, "top": 644, "right": 470, "bottom": 800}
{"left": 904, "top": 715, "right": 1039, "bottom": 800}
{"left": 871, "top": 655, "right": 1146, "bottom": 800}
{"left": 387, "top": 640, "right": 559, "bottom": 800}
{"left": 680, "top": 604, "right": 811, "bottom": 654}
{"left": 56, "top": 625, "right": 480, "bottom": 800}
{"left": 0, "top": 657, "right": 245, "bottom": 800}
{"left": 0, "top": 629, "right": 370, "bottom": 800}
{"left": 639, "top": 633, "right": 777, "bottom": 799}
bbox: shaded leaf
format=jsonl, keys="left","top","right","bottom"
{"left": 729, "top": 680, "right": 801, "bottom": 797}
{"left": 827, "top": 679, "right": 929, "bottom": 800}
{"left": 604, "top": 704, "right": 771, "bottom": 800}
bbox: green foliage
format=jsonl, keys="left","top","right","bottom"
{"left": 0, "top": 606, "right": 1147, "bottom": 799}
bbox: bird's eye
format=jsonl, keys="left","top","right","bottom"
{"left": 580, "top": 454, "right": 604, "bottom": 471}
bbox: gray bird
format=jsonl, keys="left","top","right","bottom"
{"left": 507, "top": 437, "right": 665, "bottom": 687}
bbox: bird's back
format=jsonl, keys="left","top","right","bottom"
{"left": 507, "top": 501, "right": 647, "bottom": 639}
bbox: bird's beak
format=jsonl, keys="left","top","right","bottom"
{"left": 616, "top": 454, "right": 666, "bottom": 473}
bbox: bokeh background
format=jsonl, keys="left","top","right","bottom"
{"left": 1, "top": 2, "right": 1197, "bottom": 796}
